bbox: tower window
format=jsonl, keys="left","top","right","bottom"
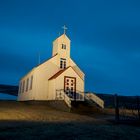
{"left": 60, "top": 58, "right": 66, "bottom": 69}
{"left": 62, "top": 44, "right": 66, "bottom": 49}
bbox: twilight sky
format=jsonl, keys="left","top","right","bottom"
{"left": 0, "top": 0, "right": 140, "bottom": 96}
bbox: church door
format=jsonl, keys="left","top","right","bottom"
{"left": 64, "top": 76, "right": 76, "bottom": 100}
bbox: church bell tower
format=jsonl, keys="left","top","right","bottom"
{"left": 52, "top": 26, "right": 71, "bottom": 69}
{"left": 52, "top": 25, "right": 70, "bottom": 58}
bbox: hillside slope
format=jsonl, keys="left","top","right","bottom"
{"left": 0, "top": 101, "right": 140, "bottom": 140}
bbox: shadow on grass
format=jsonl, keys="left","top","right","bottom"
{"left": 0, "top": 120, "right": 140, "bottom": 140}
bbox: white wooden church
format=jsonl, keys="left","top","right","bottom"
{"left": 18, "top": 27, "right": 104, "bottom": 108}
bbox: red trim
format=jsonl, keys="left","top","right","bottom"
{"left": 48, "top": 66, "right": 83, "bottom": 81}
{"left": 48, "top": 67, "right": 70, "bottom": 80}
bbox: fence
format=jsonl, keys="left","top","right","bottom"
{"left": 115, "top": 94, "right": 140, "bottom": 123}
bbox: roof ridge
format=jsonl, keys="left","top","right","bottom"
{"left": 48, "top": 66, "right": 71, "bottom": 80}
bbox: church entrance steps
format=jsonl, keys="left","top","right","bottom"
{"left": 70, "top": 100, "right": 103, "bottom": 114}
{"left": 56, "top": 89, "right": 84, "bottom": 101}
{"left": 55, "top": 90, "right": 104, "bottom": 110}
{"left": 85, "top": 93, "right": 104, "bottom": 108}
{"left": 56, "top": 89, "right": 84, "bottom": 108}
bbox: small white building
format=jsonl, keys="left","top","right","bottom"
{"left": 18, "top": 30, "right": 85, "bottom": 106}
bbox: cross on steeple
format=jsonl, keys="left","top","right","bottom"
{"left": 62, "top": 25, "right": 67, "bottom": 34}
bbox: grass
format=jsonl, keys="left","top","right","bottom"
{"left": 0, "top": 101, "right": 140, "bottom": 140}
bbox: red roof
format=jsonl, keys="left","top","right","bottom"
{"left": 48, "top": 67, "right": 70, "bottom": 80}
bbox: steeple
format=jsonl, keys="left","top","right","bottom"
{"left": 52, "top": 26, "right": 71, "bottom": 59}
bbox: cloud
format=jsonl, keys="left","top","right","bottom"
{"left": 0, "top": 0, "right": 140, "bottom": 95}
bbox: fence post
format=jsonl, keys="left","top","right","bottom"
{"left": 114, "top": 94, "right": 119, "bottom": 122}
{"left": 136, "top": 96, "right": 140, "bottom": 121}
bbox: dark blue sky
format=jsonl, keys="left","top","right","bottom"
{"left": 0, "top": 0, "right": 140, "bottom": 96}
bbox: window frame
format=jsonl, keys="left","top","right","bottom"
{"left": 60, "top": 58, "right": 66, "bottom": 69}
{"left": 30, "top": 75, "right": 33, "bottom": 90}
{"left": 62, "top": 44, "right": 66, "bottom": 49}
{"left": 22, "top": 80, "right": 25, "bottom": 93}
{"left": 26, "top": 78, "right": 29, "bottom": 92}
{"left": 19, "top": 82, "right": 22, "bottom": 94}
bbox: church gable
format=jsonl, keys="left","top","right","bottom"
{"left": 48, "top": 66, "right": 83, "bottom": 81}
{"left": 53, "top": 34, "right": 70, "bottom": 43}
{"left": 48, "top": 67, "right": 70, "bottom": 80}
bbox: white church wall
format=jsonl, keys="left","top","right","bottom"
{"left": 48, "top": 80, "right": 55, "bottom": 100}
{"left": 58, "top": 43, "right": 70, "bottom": 59}
{"left": 17, "top": 69, "right": 35, "bottom": 101}
{"left": 18, "top": 55, "right": 60, "bottom": 101}
{"left": 33, "top": 56, "right": 60, "bottom": 100}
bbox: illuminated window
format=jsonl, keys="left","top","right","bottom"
{"left": 62, "top": 44, "right": 66, "bottom": 49}
{"left": 60, "top": 58, "right": 66, "bottom": 69}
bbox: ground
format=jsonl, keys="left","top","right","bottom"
{"left": 0, "top": 101, "right": 140, "bottom": 140}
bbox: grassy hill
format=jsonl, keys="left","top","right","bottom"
{"left": 0, "top": 101, "right": 140, "bottom": 140}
